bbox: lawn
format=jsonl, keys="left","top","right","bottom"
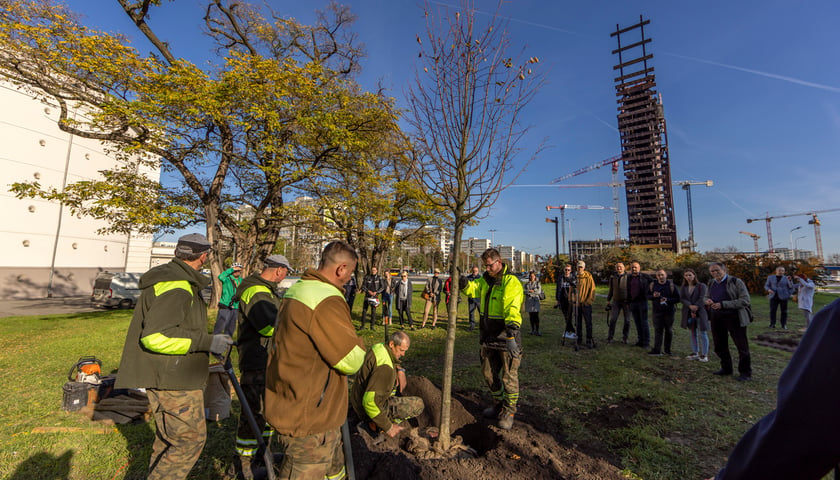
{"left": 1, "top": 285, "right": 836, "bottom": 479}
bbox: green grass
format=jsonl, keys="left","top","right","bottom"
{"left": 0, "top": 286, "right": 836, "bottom": 479}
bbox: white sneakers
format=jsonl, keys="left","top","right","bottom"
{"left": 563, "top": 332, "right": 577, "bottom": 339}
{"left": 686, "top": 353, "right": 709, "bottom": 362}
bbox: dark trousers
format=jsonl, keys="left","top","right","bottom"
{"left": 528, "top": 311, "right": 540, "bottom": 333}
{"left": 629, "top": 300, "right": 650, "bottom": 346}
{"left": 468, "top": 298, "right": 480, "bottom": 329}
{"left": 360, "top": 297, "right": 377, "bottom": 328}
{"left": 710, "top": 310, "right": 751, "bottom": 376}
{"left": 396, "top": 299, "right": 413, "bottom": 327}
{"left": 575, "top": 304, "right": 593, "bottom": 343}
{"left": 559, "top": 297, "right": 574, "bottom": 333}
{"left": 607, "top": 301, "right": 631, "bottom": 342}
{"left": 213, "top": 306, "right": 238, "bottom": 337}
{"left": 769, "top": 296, "right": 789, "bottom": 327}
{"left": 651, "top": 309, "right": 675, "bottom": 354}
{"left": 235, "top": 371, "right": 272, "bottom": 458}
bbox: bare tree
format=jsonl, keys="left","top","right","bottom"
{"left": 406, "top": 0, "right": 545, "bottom": 450}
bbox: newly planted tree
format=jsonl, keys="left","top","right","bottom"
{"left": 406, "top": 0, "right": 545, "bottom": 449}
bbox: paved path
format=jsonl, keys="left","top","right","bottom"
{"left": 0, "top": 296, "right": 102, "bottom": 318}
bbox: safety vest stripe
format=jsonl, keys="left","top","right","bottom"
{"left": 140, "top": 332, "right": 191, "bottom": 355}
{"left": 240, "top": 284, "right": 272, "bottom": 305}
{"left": 258, "top": 325, "right": 275, "bottom": 337}
{"left": 362, "top": 390, "right": 381, "bottom": 419}
{"left": 153, "top": 280, "right": 192, "bottom": 298}
{"left": 326, "top": 466, "right": 346, "bottom": 480}
{"left": 333, "top": 345, "right": 365, "bottom": 375}
{"left": 283, "top": 279, "right": 343, "bottom": 310}
{"left": 372, "top": 342, "right": 393, "bottom": 368}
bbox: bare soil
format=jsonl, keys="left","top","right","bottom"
{"left": 349, "top": 376, "right": 629, "bottom": 479}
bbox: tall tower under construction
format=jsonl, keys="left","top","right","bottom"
{"left": 611, "top": 17, "right": 677, "bottom": 251}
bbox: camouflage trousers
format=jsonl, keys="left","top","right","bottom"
{"left": 236, "top": 370, "right": 274, "bottom": 457}
{"left": 480, "top": 346, "right": 521, "bottom": 415}
{"left": 277, "top": 427, "right": 345, "bottom": 480}
{"left": 387, "top": 395, "right": 425, "bottom": 425}
{"left": 146, "top": 389, "right": 206, "bottom": 480}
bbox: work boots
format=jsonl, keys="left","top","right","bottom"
{"left": 482, "top": 402, "right": 502, "bottom": 419}
{"left": 238, "top": 456, "right": 255, "bottom": 480}
{"left": 497, "top": 412, "right": 514, "bottom": 430}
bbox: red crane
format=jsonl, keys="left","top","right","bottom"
{"left": 551, "top": 155, "right": 622, "bottom": 243}
{"left": 746, "top": 208, "right": 840, "bottom": 262}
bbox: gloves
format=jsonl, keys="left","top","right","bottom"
{"left": 505, "top": 327, "right": 520, "bottom": 358}
{"left": 209, "top": 334, "right": 234, "bottom": 355}
{"left": 604, "top": 303, "right": 612, "bottom": 312}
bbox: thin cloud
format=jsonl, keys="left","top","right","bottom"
{"left": 663, "top": 52, "right": 840, "bottom": 94}
{"left": 428, "top": 1, "right": 592, "bottom": 38}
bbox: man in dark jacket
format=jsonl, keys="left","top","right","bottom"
{"left": 646, "top": 269, "right": 681, "bottom": 355}
{"left": 393, "top": 271, "right": 414, "bottom": 328}
{"left": 350, "top": 331, "right": 424, "bottom": 439}
{"left": 360, "top": 267, "right": 385, "bottom": 330}
{"left": 233, "top": 254, "right": 290, "bottom": 479}
{"left": 115, "top": 233, "right": 233, "bottom": 480}
{"left": 627, "top": 262, "right": 652, "bottom": 348}
{"left": 555, "top": 264, "right": 576, "bottom": 339}
{"left": 710, "top": 299, "right": 840, "bottom": 480}
{"left": 606, "top": 262, "right": 630, "bottom": 344}
{"left": 704, "top": 262, "right": 752, "bottom": 381}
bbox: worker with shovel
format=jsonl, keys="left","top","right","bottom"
{"left": 233, "top": 254, "right": 290, "bottom": 479}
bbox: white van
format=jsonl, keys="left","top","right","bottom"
{"left": 91, "top": 272, "right": 142, "bottom": 309}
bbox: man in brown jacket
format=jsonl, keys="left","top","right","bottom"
{"left": 265, "top": 241, "right": 366, "bottom": 480}
{"left": 573, "top": 260, "right": 596, "bottom": 349}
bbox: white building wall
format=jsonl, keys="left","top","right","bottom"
{"left": 0, "top": 81, "right": 156, "bottom": 298}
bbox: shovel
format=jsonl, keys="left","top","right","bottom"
{"left": 219, "top": 346, "right": 277, "bottom": 480}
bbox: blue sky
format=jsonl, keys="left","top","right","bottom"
{"left": 72, "top": 0, "right": 840, "bottom": 259}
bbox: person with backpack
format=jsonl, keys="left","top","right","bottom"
{"left": 704, "top": 262, "right": 753, "bottom": 382}
{"left": 646, "top": 269, "right": 681, "bottom": 356}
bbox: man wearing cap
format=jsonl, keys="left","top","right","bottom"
{"left": 214, "top": 262, "right": 243, "bottom": 337}
{"left": 232, "top": 254, "right": 290, "bottom": 479}
{"left": 265, "top": 241, "right": 365, "bottom": 480}
{"left": 116, "top": 233, "right": 234, "bottom": 480}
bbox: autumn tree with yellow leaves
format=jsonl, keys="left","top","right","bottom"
{"left": 1, "top": 0, "right": 400, "bottom": 301}
{"left": 406, "top": 0, "right": 545, "bottom": 450}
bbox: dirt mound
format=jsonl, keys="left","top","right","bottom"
{"left": 349, "top": 376, "right": 626, "bottom": 479}
{"left": 755, "top": 331, "right": 803, "bottom": 352}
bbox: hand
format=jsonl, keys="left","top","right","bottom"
{"left": 396, "top": 369, "right": 408, "bottom": 393}
{"left": 710, "top": 302, "right": 722, "bottom": 310}
{"left": 689, "top": 305, "right": 698, "bottom": 312}
{"left": 386, "top": 423, "right": 404, "bottom": 438}
{"left": 210, "top": 334, "right": 234, "bottom": 355}
{"left": 653, "top": 291, "right": 660, "bottom": 297}
{"left": 505, "top": 330, "right": 520, "bottom": 357}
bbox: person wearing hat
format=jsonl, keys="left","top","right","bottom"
{"left": 115, "top": 233, "right": 234, "bottom": 480}
{"left": 572, "top": 260, "right": 596, "bottom": 349}
{"left": 214, "top": 262, "right": 244, "bottom": 337}
{"left": 232, "top": 254, "right": 290, "bottom": 479}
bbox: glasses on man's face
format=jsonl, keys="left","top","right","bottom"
{"left": 484, "top": 259, "right": 500, "bottom": 269}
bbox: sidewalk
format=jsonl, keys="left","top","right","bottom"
{"left": 0, "top": 296, "right": 101, "bottom": 318}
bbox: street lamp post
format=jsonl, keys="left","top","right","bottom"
{"left": 789, "top": 226, "right": 802, "bottom": 260}
{"left": 567, "top": 218, "right": 575, "bottom": 261}
{"left": 794, "top": 235, "right": 807, "bottom": 257}
{"left": 545, "top": 217, "right": 559, "bottom": 262}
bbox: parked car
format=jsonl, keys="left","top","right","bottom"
{"left": 91, "top": 272, "right": 142, "bottom": 309}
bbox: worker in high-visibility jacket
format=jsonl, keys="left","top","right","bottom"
{"left": 460, "top": 248, "right": 525, "bottom": 430}
{"left": 233, "top": 254, "right": 290, "bottom": 480}
{"left": 350, "top": 331, "right": 424, "bottom": 439}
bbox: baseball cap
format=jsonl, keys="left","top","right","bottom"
{"left": 577, "top": 260, "right": 586, "bottom": 268}
{"left": 232, "top": 263, "right": 243, "bottom": 270}
{"left": 434, "top": 268, "right": 441, "bottom": 274}
{"left": 264, "top": 254, "right": 291, "bottom": 269}
{"left": 175, "top": 233, "right": 211, "bottom": 255}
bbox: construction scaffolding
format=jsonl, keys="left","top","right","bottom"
{"left": 611, "top": 16, "right": 678, "bottom": 251}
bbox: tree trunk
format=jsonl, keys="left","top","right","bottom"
{"left": 438, "top": 219, "right": 465, "bottom": 450}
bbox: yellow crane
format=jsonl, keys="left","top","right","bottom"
{"left": 738, "top": 231, "right": 761, "bottom": 257}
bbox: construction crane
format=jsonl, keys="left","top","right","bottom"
{"left": 551, "top": 155, "right": 623, "bottom": 244}
{"left": 674, "top": 180, "right": 714, "bottom": 252}
{"left": 746, "top": 208, "right": 840, "bottom": 262}
{"left": 739, "top": 231, "right": 761, "bottom": 257}
{"left": 546, "top": 204, "right": 619, "bottom": 253}
{"left": 551, "top": 180, "right": 713, "bottom": 252}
